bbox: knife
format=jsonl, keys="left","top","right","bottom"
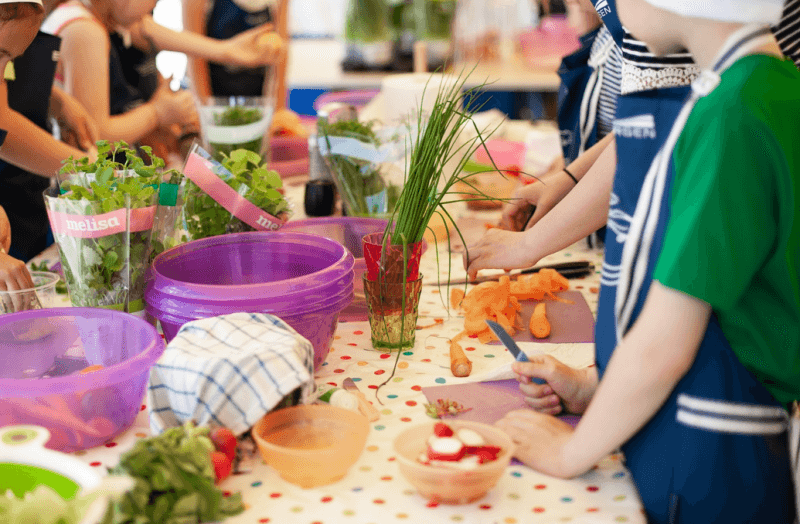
{"left": 484, "top": 319, "right": 546, "bottom": 385}
{"left": 428, "top": 260, "right": 595, "bottom": 286}
{"left": 342, "top": 378, "right": 380, "bottom": 422}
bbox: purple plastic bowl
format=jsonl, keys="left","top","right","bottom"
{"left": 146, "top": 232, "right": 354, "bottom": 304}
{"left": 0, "top": 308, "right": 164, "bottom": 452}
{"left": 157, "top": 288, "right": 354, "bottom": 371}
{"left": 145, "top": 232, "right": 355, "bottom": 370}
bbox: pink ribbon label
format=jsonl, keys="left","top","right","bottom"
{"left": 183, "top": 152, "right": 284, "bottom": 231}
{"left": 47, "top": 206, "right": 156, "bottom": 238}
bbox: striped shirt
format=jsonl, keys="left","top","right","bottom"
{"left": 590, "top": 25, "right": 622, "bottom": 138}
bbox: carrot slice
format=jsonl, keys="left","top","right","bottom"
{"left": 477, "top": 330, "right": 497, "bottom": 344}
{"left": 450, "top": 288, "right": 465, "bottom": 310}
{"left": 529, "top": 302, "right": 551, "bottom": 339}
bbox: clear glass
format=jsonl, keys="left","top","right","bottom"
{"left": 363, "top": 274, "right": 423, "bottom": 350}
{"left": 0, "top": 272, "right": 59, "bottom": 315}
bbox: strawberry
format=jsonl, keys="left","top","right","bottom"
{"left": 433, "top": 422, "right": 454, "bottom": 438}
{"left": 211, "top": 451, "right": 232, "bottom": 483}
{"left": 210, "top": 427, "right": 237, "bottom": 462}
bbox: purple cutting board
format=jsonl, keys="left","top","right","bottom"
{"left": 486, "top": 290, "right": 594, "bottom": 345}
{"left": 422, "top": 379, "right": 580, "bottom": 428}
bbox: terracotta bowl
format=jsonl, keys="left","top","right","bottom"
{"left": 253, "top": 405, "right": 369, "bottom": 488}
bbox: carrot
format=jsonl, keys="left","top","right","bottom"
{"left": 80, "top": 364, "right": 104, "bottom": 374}
{"left": 450, "top": 288, "right": 465, "bottom": 310}
{"left": 529, "top": 302, "right": 551, "bottom": 339}
{"left": 450, "top": 336, "right": 472, "bottom": 377}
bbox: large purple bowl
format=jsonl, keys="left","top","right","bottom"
{"left": 145, "top": 232, "right": 355, "bottom": 370}
{"left": 0, "top": 308, "right": 164, "bottom": 452}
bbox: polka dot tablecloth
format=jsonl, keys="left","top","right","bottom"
{"left": 28, "top": 200, "right": 646, "bottom": 524}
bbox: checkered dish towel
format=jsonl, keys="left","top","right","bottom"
{"left": 148, "top": 313, "right": 315, "bottom": 436}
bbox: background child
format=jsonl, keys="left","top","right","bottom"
{"left": 480, "top": 1, "right": 800, "bottom": 522}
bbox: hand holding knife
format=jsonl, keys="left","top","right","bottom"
{"left": 485, "top": 319, "right": 546, "bottom": 385}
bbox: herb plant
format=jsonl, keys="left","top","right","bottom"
{"left": 181, "top": 148, "right": 290, "bottom": 240}
{"left": 345, "top": 0, "right": 391, "bottom": 43}
{"left": 318, "top": 118, "right": 402, "bottom": 217}
{"left": 209, "top": 106, "right": 266, "bottom": 160}
{"left": 101, "top": 422, "right": 245, "bottom": 524}
{"left": 47, "top": 142, "right": 176, "bottom": 312}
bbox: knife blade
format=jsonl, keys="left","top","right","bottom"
{"left": 342, "top": 378, "right": 380, "bottom": 422}
{"left": 426, "top": 260, "right": 594, "bottom": 286}
{"left": 484, "top": 319, "right": 545, "bottom": 385}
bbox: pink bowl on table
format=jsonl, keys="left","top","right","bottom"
{"left": 269, "top": 136, "right": 309, "bottom": 178}
{"left": 0, "top": 308, "right": 164, "bottom": 452}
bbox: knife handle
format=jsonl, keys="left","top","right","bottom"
{"left": 353, "top": 390, "right": 381, "bottom": 422}
{"left": 515, "top": 353, "right": 546, "bottom": 385}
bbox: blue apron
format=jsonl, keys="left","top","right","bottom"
{"left": 108, "top": 35, "right": 145, "bottom": 115}
{"left": 0, "top": 32, "right": 60, "bottom": 261}
{"left": 207, "top": 0, "right": 272, "bottom": 97}
{"left": 593, "top": 0, "right": 624, "bottom": 48}
{"left": 557, "top": 27, "right": 600, "bottom": 165}
{"left": 595, "top": 34, "right": 795, "bottom": 523}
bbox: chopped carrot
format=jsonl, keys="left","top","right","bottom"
{"left": 450, "top": 337, "right": 472, "bottom": 377}
{"left": 478, "top": 330, "right": 497, "bottom": 344}
{"left": 79, "top": 365, "right": 104, "bottom": 374}
{"left": 450, "top": 288, "right": 465, "bottom": 310}
{"left": 529, "top": 302, "right": 551, "bottom": 339}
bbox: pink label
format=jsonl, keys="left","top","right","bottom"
{"left": 47, "top": 207, "right": 156, "bottom": 238}
{"left": 183, "top": 153, "right": 284, "bottom": 231}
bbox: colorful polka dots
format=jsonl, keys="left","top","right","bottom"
{"left": 251, "top": 481, "right": 262, "bottom": 487}
{"left": 434, "top": 377, "right": 446, "bottom": 383}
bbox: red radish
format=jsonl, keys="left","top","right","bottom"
{"left": 427, "top": 437, "right": 465, "bottom": 461}
{"left": 455, "top": 428, "right": 484, "bottom": 447}
{"left": 210, "top": 427, "right": 237, "bottom": 462}
{"left": 473, "top": 446, "right": 502, "bottom": 463}
{"left": 433, "top": 422, "right": 454, "bottom": 437}
{"left": 211, "top": 451, "right": 232, "bottom": 483}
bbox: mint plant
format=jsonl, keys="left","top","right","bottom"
{"left": 208, "top": 105, "right": 266, "bottom": 160}
{"left": 46, "top": 141, "right": 175, "bottom": 312}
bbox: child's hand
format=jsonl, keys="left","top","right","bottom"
{"left": 499, "top": 170, "right": 576, "bottom": 231}
{"left": 0, "top": 206, "right": 10, "bottom": 253}
{"left": 0, "top": 250, "right": 36, "bottom": 313}
{"left": 54, "top": 90, "right": 99, "bottom": 152}
{"left": 494, "top": 408, "right": 575, "bottom": 478}
{"left": 463, "top": 228, "right": 536, "bottom": 280}
{"left": 152, "top": 83, "right": 200, "bottom": 131}
{"left": 512, "top": 357, "right": 597, "bottom": 415}
{"left": 270, "top": 108, "right": 309, "bottom": 137}
{"left": 225, "top": 24, "right": 285, "bottom": 67}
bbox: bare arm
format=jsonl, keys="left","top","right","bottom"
{"left": 272, "top": 0, "right": 289, "bottom": 107}
{"left": 0, "top": 81, "right": 87, "bottom": 178}
{"left": 59, "top": 19, "right": 160, "bottom": 143}
{"left": 497, "top": 282, "right": 710, "bottom": 478}
{"left": 183, "top": 0, "right": 213, "bottom": 100}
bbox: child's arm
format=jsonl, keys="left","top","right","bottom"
{"left": 0, "top": 82, "right": 90, "bottom": 177}
{"left": 496, "top": 282, "right": 710, "bottom": 478}
{"left": 131, "top": 15, "right": 284, "bottom": 68}
{"left": 499, "top": 133, "right": 615, "bottom": 231}
{"left": 49, "top": 85, "right": 98, "bottom": 152}
{"left": 58, "top": 18, "right": 197, "bottom": 143}
{"left": 464, "top": 135, "right": 616, "bottom": 279}
{"left": 182, "top": 0, "right": 213, "bottom": 100}
{"left": 0, "top": 206, "right": 34, "bottom": 296}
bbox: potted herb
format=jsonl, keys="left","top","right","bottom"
{"left": 344, "top": 0, "right": 393, "bottom": 68}
{"left": 197, "top": 97, "right": 273, "bottom": 162}
{"left": 44, "top": 142, "right": 173, "bottom": 314}
{"left": 413, "top": 0, "right": 456, "bottom": 68}
{"left": 318, "top": 115, "right": 404, "bottom": 218}
{"left": 363, "top": 70, "right": 500, "bottom": 350}
{"left": 179, "top": 144, "right": 291, "bottom": 241}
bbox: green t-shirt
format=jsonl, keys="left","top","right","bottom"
{"left": 654, "top": 55, "right": 800, "bottom": 406}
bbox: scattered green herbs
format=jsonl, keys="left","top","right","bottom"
{"left": 318, "top": 118, "right": 401, "bottom": 217}
{"left": 209, "top": 106, "right": 265, "bottom": 160}
{"left": 27, "top": 262, "right": 69, "bottom": 294}
{"left": 424, "top": 398, "right": 473, "bottom": 419}
{"left": 181, "top": 148, "right": 289, "bottom": 240}
{"left": 101, "top": 422, "right": 244, "bottom": 524}
{"left": 48, "top": 141, "right": 175, "bottom": 311}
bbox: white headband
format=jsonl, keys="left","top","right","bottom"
{"left": 644, "top": 0, "right": 784, "bottom": 25}
{"left": 0, "top": 0, "right": 43, "bottom": 4}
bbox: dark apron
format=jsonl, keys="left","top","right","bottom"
{"left": 595, "top": 80, "right": 795, "bottom": 524}
{"left": 110, "top": 31, "right": 159, "bottom": 105}
{"left": 0, "top": 32, "right": 60, "bottom": 262}
{"left": 207, "top": 0, "right": 272, "bottom": 97}
{"left": 557, "top": 27, "right": 600, "bottom": 165}
{"left": 593, "top": 0, "right": 624, "bottom": 47}
{"left": 108, "top": 35, "right": 146, "bottom": 115}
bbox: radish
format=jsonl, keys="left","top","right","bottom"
{"left": 455, "top": 428, "right": 485, "bottom": 447}
{"left": 427, "top": 436, "right": 466, "bottom": 461}
{"left": 433, "top": 422, "right": 454, "bottom": 437}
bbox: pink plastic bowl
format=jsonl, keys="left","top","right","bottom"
{"left": 0, "top": 308, "right": 164, "bottom": 452}
{"left": 269, "top": 136, "right": 309, "bottom": 178}
{"left": 145, "top": 232, "right": 355, "bottom": 371}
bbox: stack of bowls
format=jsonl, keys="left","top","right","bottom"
{"left": 144, "top": 232, "right": 354, "bottom": 371}
{"left": 0, "top": 308, "right": 164, "bottom": 452}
